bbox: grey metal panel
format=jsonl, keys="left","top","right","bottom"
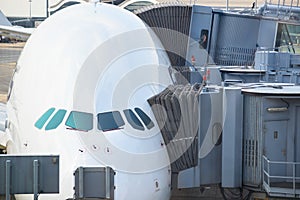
{"left": 178, "top": 87, "right": 223, "bottom": 188}
{"left": 257, "top": 19, "right": 277, "bottom": 48}
{"left": 264, "top": 120, "right": 288, "bottom": 177}
{"left": 296, "top": 106, "right": 300, "bottom": 176}
{"left": 243, "top": 95, "right": 263, "bottom": 187}
{"left": 222, "top": 87, "right": 243, "bottom": 188}
{"left": 214, "top": 14, "right": 260, "bottom": 66}
{"left": 217, "top": 15, "right": 260, "bottom": 48}
{"left": 198, "top": 88, "right": 222, "bottom": 185}
{"left": 254, "top": 51, "right": 290, "bottom": 71}
{"left": 189, "top": 6, "right": 212, "bottom": 42}
{"left": 0, "top": 155, "right": 59, "bottom": 194}
{"left": 209, "top": 13, "right": 221, "bottom": 64}
{"left": 74, "top": 167, "right": 114, "bottom": 199}
{"left": 185, "top": 5, "right": 213, "bottom": 67}
{"left": 177, "top": 166, "right": 200, "bottom": 188}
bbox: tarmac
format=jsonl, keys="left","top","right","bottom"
{"left": 0, "top": 42, "right": 24, "bottom": 102}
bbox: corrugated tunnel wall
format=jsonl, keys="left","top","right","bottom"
{"left": 135, "top": 4, "right": 192, "bottom": 67}
{"left": 148, "top": 84, "right": 202, "bottom": 172}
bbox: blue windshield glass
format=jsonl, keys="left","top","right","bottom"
{"left": 45, "top": 109, "right": 67, "bottom": 130}
{"left": 123, "top": 109, "right": 145, "bottom": 131}
{"left": 65, "top": 111, "right": 93, "bottom": 131}
{"left": 97, "top": 111, "right": 125, "bottom": 132}
{"left": 34, "top": 108, "right": 55, "bottom": 129}
{"left": 134, "top": 108, "right": 154, "bottom": 129}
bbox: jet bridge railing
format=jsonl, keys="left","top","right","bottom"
{"left": 262, "top": 155, "right": 300, "bottom": 198}
{"left": 259, "top": 1, "right": 300, "bottom": 20}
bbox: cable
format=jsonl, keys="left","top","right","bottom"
{"left": 280, "top": 98, "right": 290, "bottom": 109}
{"left": 220, "top": 185, "right": 253, "bottom": 200}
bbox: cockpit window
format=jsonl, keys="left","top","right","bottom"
{"left": 123, "top": 109, "right": 145, "bottom": 131}
{"left": 65, "top": 111, "right": 93, "bottom": 131}
{"left": 134, "top": 108, "right": 154, "bottom": 129}
{"left": 35, "top": 108, "right": 55, "bottom": 129}
{"left": 97, "top": 111, "right": 125, "bottom": 132}
{"left": 45, "top": 109, "right": 67, "bottom": 130}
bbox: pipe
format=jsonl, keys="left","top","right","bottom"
{"left": 258, "top": 3, "right": 300, "bottom": 15}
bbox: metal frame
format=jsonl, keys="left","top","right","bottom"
{"left": 74, "top": 167, "right": 115, "bottom": 200}
{"left": 0, "top": 155, "right": 59, "bottom": 200}
{"left": 263, "top": 155, "right": 300, "bottom": 198}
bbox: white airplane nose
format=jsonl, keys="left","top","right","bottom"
{"left": 7, "top": 3, "right": 172, "bottom": 200}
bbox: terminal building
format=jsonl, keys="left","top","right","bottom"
{"left": 0, "top": 0, "right": 267, "bottom": 27}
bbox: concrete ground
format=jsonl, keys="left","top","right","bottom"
{"left": 0, "top": 42, "right": 24, "bottom": 102}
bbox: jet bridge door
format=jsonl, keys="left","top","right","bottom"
{"left": 263, "top": 120, "right": 288, "bottom": 177}
{"left": 295, "top": 106, "right": 300, "bottom": 177}
{"left": 186, "top": 5, "right": 213, "bottom": 67}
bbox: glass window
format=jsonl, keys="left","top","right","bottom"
{"left": 124, "top": 1, "right": 154, "bottom": 12}
{"left": 276, "top": 23, "right": 300, "bottom": 53}
{"left": 134, "top": 108, "right": 154, "bottom": 130}
{"left": 35, "top": 108, "right": 55, "bottom": 129}
{"left": 65, "top": 111, "right": 93, "bottom": 131}
{"left": 199, "top": 29, "right": 208, "bottom": 49}
{"left": 45, "top": 109, "right": 67, "bottom": 130}
{"left": 123, "top": 109, "right": 145, "bottom": 131}
{"left": 97, "top": 111, "right": 125, "bottom": 132}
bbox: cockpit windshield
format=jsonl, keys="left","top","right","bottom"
{"left": 65, "top": 111, "right": 93, "bottom": 131}
{"left": 97, "top": 111, "right": 125, "bottom": 132}
{"left": 35, "top": 107, "right": 155, "bottom": 132}
{"left": 134, "top": 108, "right": 154, "bottom": 129}
{"left": 123, "top": 109, "right": 145, "bottom": 131}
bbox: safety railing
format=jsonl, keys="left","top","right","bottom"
{"left": 266, "top": 0, "right": 300, "bottom": 8}
{"left": 262, "top": 155, "right": 300, "bottom": 198}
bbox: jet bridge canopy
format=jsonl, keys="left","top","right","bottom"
{"left": 148, "top": 84, "right": 202, "bottom": 172}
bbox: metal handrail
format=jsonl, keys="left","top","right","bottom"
{"left": 263, "top": 155, "right": 300, "bottom": 165}
{"left": 263, "top": 155, "right": 300, "bottom": 197}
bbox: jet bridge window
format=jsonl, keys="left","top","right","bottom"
{"left": 45, "top": 109, "right": 67, "bottom": 130}
{"left": 199, "top": 29, "right": 208, "bottom": 49}
{"left": 134, "top": 108, "right": 154, "bottom": 130}
{"left": 276, "top": 23, "right": 300, "bottom": 53}
{"left": 123, "top": 109, "right": 145, "bottom": 131}
{"left": 65, "top": 111, "right": 93, "bottom": 131}
{"left": 97, "top": 111, "right": 125, "bottom": 132}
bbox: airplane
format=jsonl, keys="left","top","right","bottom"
{"left": 48, "top": 0, "right": 88, "bottom": 15}
{"left": 0, "top": 0, "right": 158, "bottom": 42}
{"left": 4, "top": 2, "right": 174, "bottom": 200}
{"left": 0, "top": 10, "right": 33, "bottom": 42}
{"left": 118, "top": 0, "right": 158, "bottom": 12}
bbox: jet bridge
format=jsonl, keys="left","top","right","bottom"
{"left": 242, "top": 85, "right": 300, "bottom": 198}
{"left": 148, "top": 84, "right": 201, "bottom": 173}
{"left": 148, "top": 84, "right": 243, "bottom": 189}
